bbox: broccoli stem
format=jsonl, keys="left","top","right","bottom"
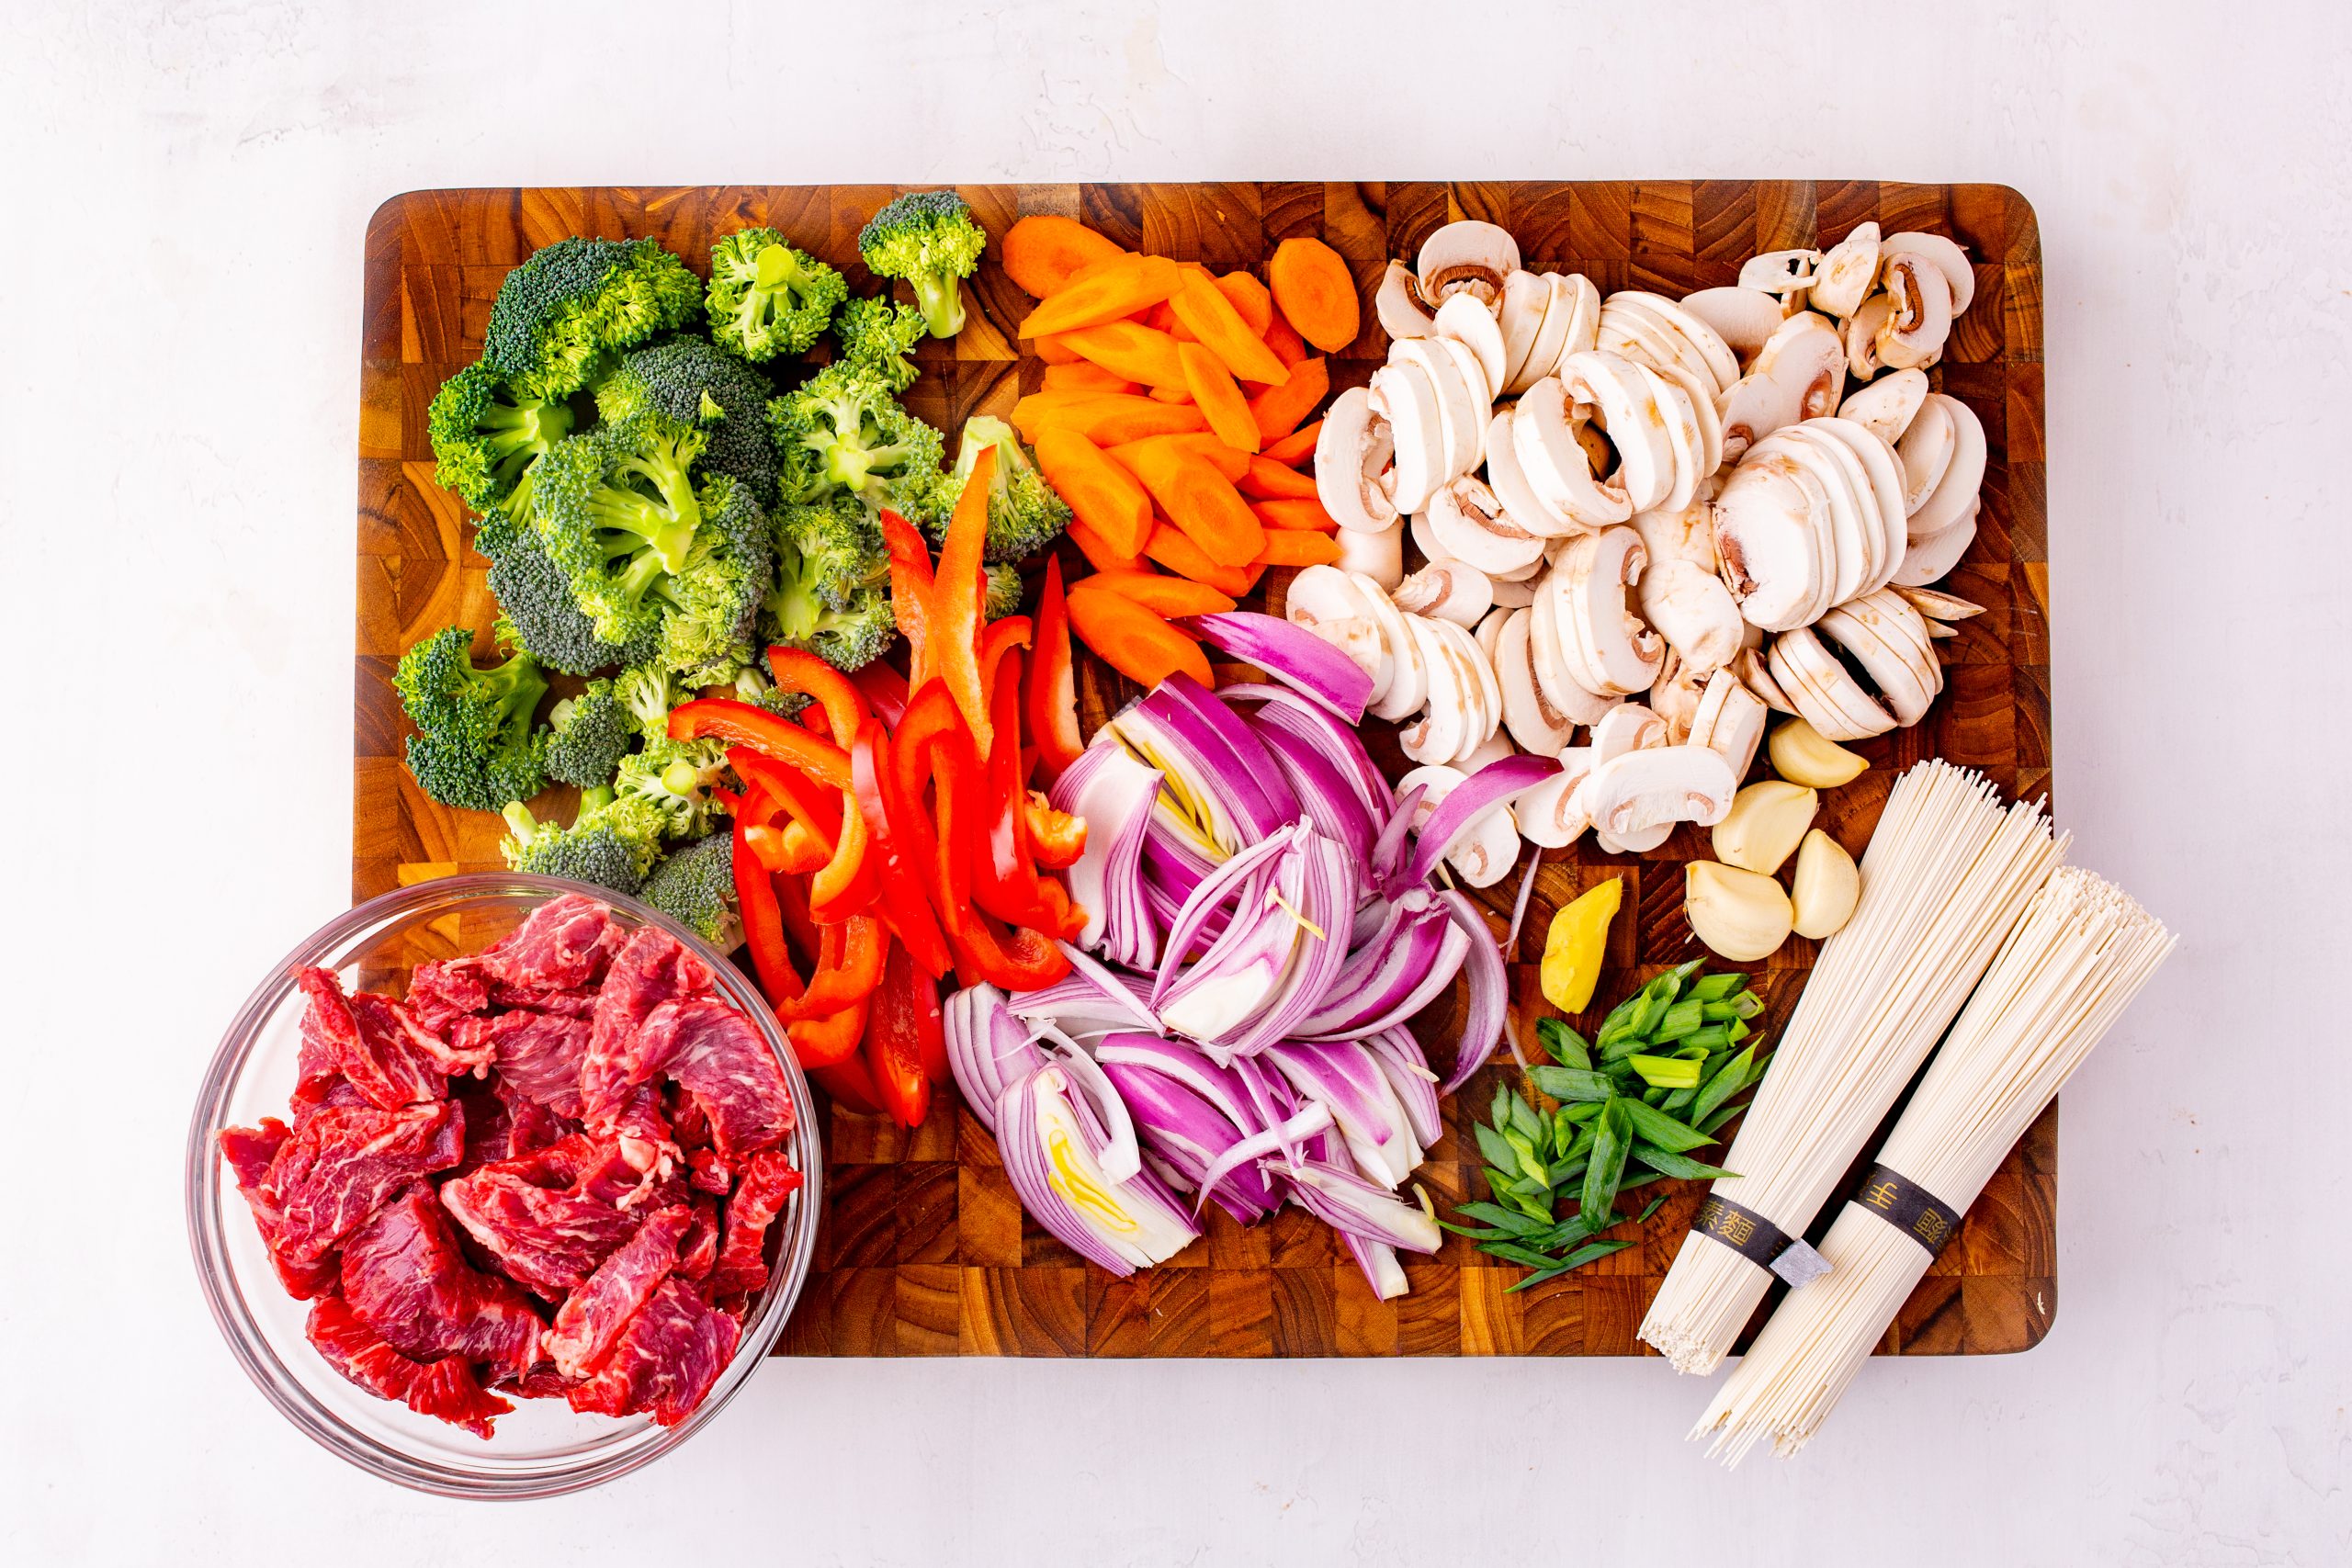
{"left": 911, "top": 273, "right": 966, "bottom": 340}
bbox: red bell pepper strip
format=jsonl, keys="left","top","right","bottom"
{"left": 933, "top": 446, "right": 998, "bottom": 756}
{"left": 787, "top": 996, "right": 868, "bottom": 1069}
{"left": 812, "top": 1054, "right": 884, "bottom": 1115}
{"left": 924, "top": 705, "right": 1072, "bottom": 992}
{"left": 732, "top": 816, "right": 804, "bottom": 1009}
{"left": 851, "top": 661, "right": 911, "bottom": 729}
{"left": 978, "top": 615, "right": 1032, "bottom": 712}
{"left": 729, "top": 748, "right": 842, "bottom": 850}
{"left": 773, "top": 870, "right": 821, "bottom": 970}
{"left": 673, "top": 699, "right": 852, "bottom": 792}
{"left": 766, "top": 647, "right": 868, "bottom": 747}
{"left": 774, "top": 913, "right": 886, "bottom": 1021}
{"left": 1024, "top": 792, "right": 1087, "bottom": 869}
{"left": 808, "top": 793, "right": 875, "bottom": 923}
{"left": 775, "top": 820, "right": 830, "bottom": 874}
{"left": 970, "top": 651, "right": 1074, "bottom": 935}
{"left": 865, "top": 940, "right": 939, "bottom": 1128}
{"left": 879, "top": 507, "right": 938, "bottom": 688}
{"left": 850, "top": 728, "right": 952, "bottom": 978}
{"left": 1027, "top": 555, "right": 1084, "bottom": 782}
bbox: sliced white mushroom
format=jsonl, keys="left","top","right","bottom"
{"left": 1539, "top": 273, "right": 1602, "bottom": 375}
{"left": 1688, "top": 669, "right": 1768, "bottom": 779}
{"left": 1480, "top": 406, "right": 1577, "bottom": 539}
{"left": 1769, "top": 424, "right": 1880, "bottom": 607}
{"left": 1735, "top": 644, "right": 1797, "bottom": 714}
{"left": 1313, "top": 386, "right": 1400, "bottom": 534}
{"left": 1561, "top": 350, "right": 1676, "bottom": 515}
{"left": 1809, "top": 416, "right": 1910, "bottom": 597}
{"left": 1713, "top": 447, "right": 1833, "bottom": 631}
{"left": 1434, "top": 333, "right": 1498, "bottom": 436}
{"left": 1283, "top": 562, "right": 1376, "bottom": 631}
{"left": 1738, "top": 250, "right": 1820, "bottom": 308}
{"left": 1838, "top": 367, "right": 1929, "bottom": 445}
{"left": 1434, "top": 293, "right": 1509, "bottom": 397}
{"left": 1368, "top": 359, "right": 1448, "bottom": 515}
{"left": 1515, "top": 745, "right": 1596, "bottom": 848}
{"left": 1649, "top": 649, "right": 1708, "bottom": 743}
{"left": 1392, "top": 556, "right": 1493, "bottom": 627}
{"left": 1879, "top": 231, "right": 1975, "bottom": 314}
{"left": 1352, "top": 570, "right": 1429, "bottom": 722}
{"left": 1894, "top": 393, "right": 1957, "bottom": 514}
{"left": 1497, "top": 271, "right": 1554, "bottom": 391}
{"left": 1455, "top": 730, "right": 1517, "bottom": 773}
{"left": 1891, "top": 584, "right": 1985, "bottom": 624}
{"left": 1513, "top": 376, "right": 1631, "bottom": 528}
{"left": 1716, "top": 312, "right": 1846, "bottom": 464}
{"left": 1527, "top": 577, "right": 1624, "bottom": 726}
{"left": 1434, "top": 615, "right": 1505, "bottom": 764}
{"left": 1397, "top": 616, "right": 1473, "bottom": 765}
{"left": 1376, "top": 260, "right": 1435, "bottom": 342}
{"left": 1679, "top": 287, "right": 1789, "bottom": 365}
{"left": 1417, "top": 221, "right": 1520, "bottom": 309}
{"left": 1474, "top": 605, "right": 1512, "bottom": 664}
{"left": 1889, "top": 502, "right": 1978, "bottom": 588}
{"left": 1767, "top": 626, "right": 1897, "bottom": 740}
{"left": 1619, "top": 291, "right": 1742, "bottom": 393}
{"left": 1488, "top": 574, "right": 1537, "bottom": 609}
{"left": 1391, "top": 337, "right": 1485, "bottom": 484}
{"left": 1631, "top": 362, "right": 1706, "bottom": 513}
{"left": 1582, "top": 744, "right": 1739, "bottom": 836}
{"left": 1633, "top": 496, "right": 1718, "bottom": 574}
{"left": 1809, "top": 222, "right": 1882, "bottom": 319}
{"left": 1596, "top": 822, "right": 1674, "bottom": 854}
{"left": 1907, "top": 394, "right": 1986, "bottom": 540}
{"left": 1334, "top": 514, "right": 1406, "bottom": 591}
{"left": 1497, "top": 608, "right": 1580, "bottom": 756}
{"left": 1844, "top": 295, "right": 1894, "bottom": 379}
{"left": 1875, "top": 252, "right": 1954, "bottom": 369}
{"left": 1552, "top": 525, "right": 1666, "bottom": 697}
{"left": 1589, "top": 701, "right": 1668, "bottom": 762}
{"left": 1599, "top": 295, "right": 1718, "bottom": 394}
{"left": 1815, "top": 592, "right": 1941, "bottom": 728}
{"left": 1396, "top": 761, "right": 1523, "bottom": 888}
{"left": 1637, "top": 555, "right": 1747, "bottom": 673}
{"left": 1649, "top": 358, "right": 1725, "bottom": 485}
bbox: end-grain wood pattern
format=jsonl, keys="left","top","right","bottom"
{"left": 355, "top": 181, "right": 2051, "bottom": 1358}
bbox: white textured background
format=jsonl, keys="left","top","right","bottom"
{"left": 5, "top": 2, "right": 2346, "bottom": 1562}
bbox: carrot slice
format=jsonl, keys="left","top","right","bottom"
{"left": 1049, "top": 320, "right": 1188, "bottom": 392}
{"left": 1106, "top": 433, "right": 1250, "bottom": 485}
{"left": 1042, "top": 361, "right": 1136, "bottom": 395}
{"left": 1145, "top": 300, "right": 1186, "bottom": 338}
{"left": 1248, "top": 356, "right": 1329, "bottom": 443}
{"left": 1018, "top": 254, "right": 1183, "bottom": 338}
{"left": 1126, "top": 446, "right": 1264, "bottom": 568}
{"left": 1178, "top": 341, "right": 1262, "bottom": 455}
{"left": 1262, "top": 311, "right": 1308, "bottom": 367}
{"left": 1215, "top": 271, "right": 1274, "bottom": 337}
{"left": 1143, "top": 523, "right": 1253, "bottom": 597}
{"left": 1148, "top": 385, "right": 1193, "bottom": 404}
{"left": 1002, "top": 215, "right": 1128, "bottom": 298}
{"left": 1034, "top": 427, "right": 1153, "bottom": 557}
{"left": 1168, "top": 273, "right": 1290, "bottom": 385}
{"left": 1251, "top": 530, "right": 1342, "bottom": 567}
{"left": 1238, "top": 455, "right": 1321, "bottom": 501}
{"left": 1065, "top": 585, "right": 1213, "bottom": 690}
{"left": 1251, "top": 496, "right": 1340, "bottom": 532}
{"left": 1080, "top": 570, "right": 1238, "bottom": 617}
{"left": 1267, "top": 237, "right": 1361, "bottom": 353}
{"left": 1261, "top": 421, "right": 1323, "bottom": 467}
{"left": 1012, "top": 393, "right": 1206, "bottom": 446}
{"left": 1067, "top": 517, "right": 1145, "bottom": 573}
{"left": 1035, "top": 337, "right": 1080, "bottom": 366}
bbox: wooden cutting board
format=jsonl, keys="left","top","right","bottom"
{"left": 354, "top": 180, "right": 2050, "bottom": 1357}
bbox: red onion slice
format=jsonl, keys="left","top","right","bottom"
{"left": 1435, "top": 890, "right": 1509, "bottom": 1093}
{"left": 1181, "top": 612, "right": 1374, "bottom": 723}
{"left": 1403, "top": 753, "right": 1558, "bottom": 889}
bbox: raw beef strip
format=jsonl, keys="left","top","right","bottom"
{"left": 353, "top": 990, "right": 494, "bottom": 1078}
{"left": 402, "top": 1356, "right": 514, "bottom": 1439}
{"left": 341, "top": 1185, "right": 545, "bottom": 1379}
{"left": 455, "top": 1009, "right": 591, "bottom": 1117}
{"left": 610, "top": 1084, "right": 675, "bottom": 1180}
{"left": 306, "top": 1296, "right": 422, "bottom": 1402}
{"left": 639, "top": 998, "right": 796, "bottom": 1159}
{"left": 295, "top": 967, "right": 442, "bottom": 1111}
{"left": 546, "top": 1206, "right": 691, "bottom": 1377}
{"left": 579, "top": 927, "right": 715, "bottom": 1124}
{"left": 674, "top": 1199, "right": 721, "bottom": 1283}
{"left": 572, "top": 1137, "right": 688, "bottom": 1214}
{"left": 566, "top": 1278, "right": 741, "bottom": 1427}
{"left": 439, "top": 1167, "right": 640, "bottom": 1296}
{"left": 492, "top": 1362, "right": 581, "bottom": 1401}
{"left": 403, "top": 956, "right": 489, "bottom": 1035}
{"left": 220, "top": 1119, "right": 344, "bottom": 1298}
{"left": 475, "top": 893, "right": 625, "bottom": 991}
{"left": 685, "top": 1146, "right": 731, "bottom": 1196}
{"left": 710, "top": 1149, "right": 804, "bottom": 1298}
{"left": 670, "top": 1092, "right": 712, "bottom": 1151}
{"left": 233, "top": 1100, "right": 462, "bottom": 1263}
{"left": 487, "top": 979, "right": 601, "bottom": 1017}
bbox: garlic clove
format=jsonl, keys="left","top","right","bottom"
{"left": 1767, "top": 717, "right": 1870, "bottom": 788}
{"left": 1711, "top": 779, "right": 1818, "bottom": 876}
{"left": 1790, "top": 829, "right": 1860, "bottom": 939}
{"left": 1684, "top": 861, "right": 1795, "bottom": 962}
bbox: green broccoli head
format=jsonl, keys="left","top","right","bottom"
{"left": 481, "top": 520, "right": 660, "bottom": 675}
{"left": 706, "top": 230, "right": 848, "bottom": 363}
{"left": 616, "top": 737, "right": 732, "bottom": 842}
{"left": 834, "top": 295, "right": 929, "bottom": 394}
{"left": 775, "top": 493, "right": 886, "bottom": 610}
{"left": 764, "top": 361, "right": 945, "bottom": 511}
{"left": 639, "top": 831, "right": 742, "bottom": 950}
{"left": 594, "top": 333, "right": 779, "bottom": 506}
{"left": 614, "top": 661, "right": 682, "bottom": 740}
{"left": 762, "top": 580, "right": 899, "bottom": 674}
{"left": 394, "top": 626, "right": 549, "bottom": 812}
{"left": 930, "top": 415, "right": 1072, "bottom": 563}
{"left": 856, "top": 190, "right": 987, "bottom": 340}
{"left": 530, "top": 415, "right": 710, "bottom": 646}
{"left": 650, "top": 473, "right": 773, "bottom": 688}
{"left": 984, "top": 562, "right": 1025, "bottom": 621}
{"left": 427, "top": 362, "right": 577, "bottom": 516}
{"left": 500, "top": 787, "right": 666, "bottom": 897}
{"left": 543, "top": 678, "right": 636, "bottom": 789}
{"left": 482, "top": 237, "right": 702, "bottom": 401}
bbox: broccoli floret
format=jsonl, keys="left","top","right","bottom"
{"left": 594, "top": 333, "right": 779, "bottom": 506}
{"left": 763, "top": 581, "right": 899, "bottom": 674}
{"left": 984, "top": 562, "right": 1025, "bottom": 621}
{"left": 543, "top": 679, "right": 635, "bottom": 789}
{"left": 856, "top": 190, "right": 987, "bottom": 340}
{"left": 733, "top": 663, "right": 812, "bottom": 718}
{"left": 639, "top": 832, "right": 742, "bottom": 950}
{"left": 774, "top": 493, "right": 886, "bottom": 610}
{"left": 615, "top": 661, "right": 682, "bottom": 740}
{"left": 834, "top": 295, "right": 928, "bottom": 394}
{"left": 929, "top": 415, "right": 1071, "bottom": 563}
{"left": 530, "top": 415, "right": 710, "bottom": 645}
{"left": 616, "top": 738, "right": 731, "bottom": 842}
{"left": 426, "top": 362, "right": 577, "bottom": 516}
{"left": 394, "top": 626, "right": 549, "bottom": 812}
{"left": 764, "top": 361, "right": 945, "bottom": 511}
{"left": 652, "top": 473, "right": 773, "bottom": 687}
{"left": 481, "top": 519, "right": 659, "bottom": 675}
{"left": 500, "top": 787, "right": 665, "bottom": 897}
{"left": 482, "top": 237, "right": 702, "bottom": 401}
{"left": 706, "top": 230, "right": 847, "bottom": 363}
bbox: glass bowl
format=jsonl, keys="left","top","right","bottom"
{"left": 185, "top": 874, "right": 822, "bottom": 1499}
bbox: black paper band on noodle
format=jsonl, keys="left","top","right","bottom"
{"left": 1691, "top": 1193, "right": 1791, "bottom": 1269}
{"left": 1850, "top": 1164, "right": 1963, "bottom": 1258}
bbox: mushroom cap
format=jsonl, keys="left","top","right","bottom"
{"left": 1626, "top": 362, "right": 1703, "bottom": 514}
{"left": 1440, "top": 613, "right": 1506, "bottom": 762}
{"left": 1351, "top": 570, "right": 1430, "bottom": 722}
{"left": 1392, "top": 554, "right": 1495, "bottom": 627}
{"left": 1560, "top": 349, "right": 1676, "bottom": 515}
{"left": 1770, "top": 423, "right": 1883, "bottom": 606}
{"left": 1809, "top": 222, "right": 1883, "bottom": 319}
{"left": 1514, "top": 375, "right": 1632, "bottom": 528}
{"left": 1815, "top": 592, "right": 1942, "bottom": 728}
{"left": 1333, "top": 514, "right": 1406, "bottom": 592}
{"left": 1425, "top": 476, "right": 1546, "bottom": 578}
{"left": 1875, "top": 252, "right": 1954, "bottom": 370}
{"left": 1375, "top": 260, "right": 1434, "bottom": 342}
{"left": 1368, "top": 359, "right": 1448, "bottom": 515}
{"left": 1838, "top": 367, "right": 1929, "bottom": 444}
{"left": 1313, "top": 386, "right": 1401, "bottom": 534}
{"left": 1879, "top": 231, "right": 1975, "bottom": 314}
{"left": 1582, "top": 744, "right": 1738, "bottom": 836}
{"left": 1474, "top": 605, "right": 1511, "bottom": 665}
{"left": 1416, "top": 220, "right": 1520, "bottom": 309}
{"left": 1735, "top": 645, "right": 1797, "bottom": 714}
{"left": 1894, "top": 393, "right": 1957, "bottom": 514}
{"left": 1454, "top": 730, "right": 1517, "bottom": 773}
{"left": 1527, "top": 575, "right": 1624, "bottom": 726}
{"left": 1716, "top": 312, "right": 1846, "bottom": 464}
{"left": 1679, "top": 287, "right": 1789, "bottom": 365}
{"left": 1713, "top": 449, "right": 1832, "bottom": 631}
{"left": 1843, "top": 295, "right": 1894, "bottom": 380}
{"left": 1809, "top": 416, "right": 1910, "bottom": 598}
{"left": 1481, "top": 405, "right": 1578, "bottom": 539}
{"left": 1589, "top": 700, "right": 1668, "bottom": 762}
{"left": 1907, "top": 393, "right": 1985, "bottom": 540}
{"left": 1889, "top": 502, "right": 1977, "bottom": 588}
{"left": 1434, "top": 292, "right": 1509, "bottom": 398}
{"left": 1286, "top": 564, "right": 1393, "bottom": 697}
{"left": 1397, "top": 615, "right": 1473, "bottom": 765}
{"left": 1647, "top": 358, "right": 1725, "bottom": 485}
{"left": 1497, "top": 607, "right": 1581, "bottom": 756}
{"left": 1553, "top": 525, "right": 1666, "bottom": 698}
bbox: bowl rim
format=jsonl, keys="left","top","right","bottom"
{"left": 185, "top": 873, "right": 823, "bottom": 1499}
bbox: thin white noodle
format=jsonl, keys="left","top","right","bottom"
{"left": 1691, "top": 867, "right": 2174, "bottom": 1463}
{"left": 1638, "top": 761, "right": 2065, "bottom": 1373}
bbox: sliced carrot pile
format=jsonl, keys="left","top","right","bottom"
{"left": 1049, "top": 320, "right": 1187, "bottom": 392}
{"left": 1215, "top": 271, "right": 1274, "bottom": 336}
{"left": 1266, "top": 237, "right": 1360, "bottom": 353}
{"left": 1238, "top": 455, "right": 1319, "bottom": 500}
{"left": 1066, "top": 583, "right": 1213, "bottom": 690}
{"left": 1105, "top": 433, "right": 1250, "bottom": 484}
{"left": 1017, "top": 254, "right": 1184, "bottom": 338}
{"left": 1124, "top": 442, "right": 1264, "bottom": 567}
{"left": 1012, "top": 392, "right": 1205, "bottom": 446}
{"left": 1248, "top": 356, "right": 1329, "bottom": 443}
{"left": 1262, "top": 312, "right": 1308, "bottom": 367}
{"left": 1080, "top": 570, "right": 1237, "bottom": 616}
{"left": 1003, "top": 215, "right": 1129, "bottom": 298}
{"left": 1251, "top": 531, "right": 1341, "bottom": 568}
{"left": 1143, "top": 525, "right": 1253, "bottom": 598}
{"left": 1251, "top": 497, "right": 1340, "bottom": 533}
{"left": 1261, "top": 421, "right": 1322, "bottom": 467}
{"left": 1178, "top": 342, "right": 1261, "bottom": 455}
{"left": 1067, "top": 517, "right": 1146, "bottom": 574}
{"left": 1033, "top": 427, "right": 1153, "bottom": 557}
{"left": 1041, "top": 361, "right": 1136, "bottom": 395}
{"left": 1169, "top": 272, "right": 1289, "bottom": 385}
